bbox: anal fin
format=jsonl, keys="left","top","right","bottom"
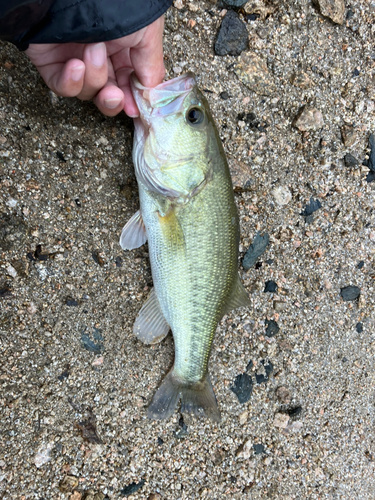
{"left": 119, "top": 210, "right": 147, "bottom": 250}
{"left": 133, "top": 288, "right": 170, "bottom": 345}
{"left": 224, "top": 275, "right": 251, "bottom": 316}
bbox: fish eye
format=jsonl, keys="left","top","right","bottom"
{"left": 187, "top": 107, "right": 204, "bottom": 125}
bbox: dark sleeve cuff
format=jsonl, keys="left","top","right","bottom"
{"left": 0, "top": 0, "right": 173, "bottom": 50}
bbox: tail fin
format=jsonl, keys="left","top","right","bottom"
{"left": 147, "top": 370, "right": 221, "bottom": 423}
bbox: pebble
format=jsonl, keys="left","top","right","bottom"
{"left": 215, "top": 10, "right": 249, "bottom": 56}
{"left": 230, "top": 373, "right": 253, "bottom": 403}
{"left": 264, "top": 280, "right": 278, "bottom": 293}
{"left": 340, "top": 285, "right": 361, "bottom": 301}
{"left": 314, "top": 0, "right": 345, "bottom": 24}
{"left": 243, "top": 232, "right": 270, "bottom": 270}
{"left": 236, "top": 439, "right": 253, "bottom": 459}
{"left": 228, "top": 158, "right": 253, "bottom": 192}
{"left": 83, "top": 492, "right": 106, "bottom": 500}
{"left": 69, "top": 493, "right": 82, "bottom": 500}
{"left": 273, "top": 413, "right": 290, "bottom": 429}
{"left": 243, "top": 0, "right": 277, "bottom": 20}
{"left": 344, "top": 153, "right": 358, "bottom": 167}
{"left": 341, "top": 124, "right": 356, "bottom": 146}
{"left": 272, "top": 186, "right": 292, "bottom": 206}
{"left": 174, "top": 0, "right": 184, "bottom": 9}
{"left": 273, "top": 300, "right": 286, "bottom": 312}
{"left": 59, "top": 476, "right": 79, "bottom": 493}
{"left": 356, "top": 322, "right": 363, "bottom": 333}
{"left": 300, "top": 197, "right": 322, "bottom": 217}
{"left": 224, "top": 0, "right": 247, "bottom": 6}
{"left": 5, "top": 264, "right": 17, "bottom": 279}
{"left": 219, "top": 91, "right": 230, "bottom": 100}
{"left": 148, "top": 495, "right": 162, "bottom": 500}
{"left": 276, "top": 386, "right": 291, "bottom": 404}
{"left": 120, "top": 479, "right": 145, "bottom": 496}
{"left": 239, "top": 410, "right": 249, "bottom": 424}
{"left": 293, "top": 106, "right": 324, "bottom": 131}
{"left": 253, "top": 443, "right": 265, "bottom": 455}
{"left": 34, "top": 442, "right": 54, "bottom": 468}
{"left": 290, "top": 71, "right": 312, "bottom": 89}
{"left": 234, "top": 52, "right": 276, "bottom": 96}
{"left": 265, "top": 319, "right": 280, "bottom": 337}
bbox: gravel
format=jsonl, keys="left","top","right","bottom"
{"left": 1, "top": 0, "right": 375, "bottom": 498}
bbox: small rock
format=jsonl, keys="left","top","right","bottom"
{"left": 59, "top": 476, "right": 79, "bottom": 493}
{"left": 243, "top": 0, "right": 278, "bottom": 20}
{"left": 66, "top": 298, "right": 79, "bottom": 307}
{"left": 340, "top": 286, "right": 361, "bottom": 301}
{"left": 148, "top": 495, "right": 162, "bottom": 500}
{"left": 234, "top": 52, "right": 276, "bottom": 96}
{"left": 314, "top": 0, "right": 345, "bottom": 24}
{"left": 357, "top": 261, "right": 364, "bottom": 269}
{"left": 293, "top": 106, "right": 324, "bottom": 131}
{"left": 341, "top": 124, "right": 356, "bottom": 147}
{"left": 120, "top": 480, "right": 145, "bottom": 496}
{"left": 236, "top": 439, "right": 252, "bottom": 459}
{"left": 272, "top": 186, "right": 292, "bottom": 206}
{"left": 290, "top": 71, "right": 312, "bottom": 89}
{"left": 0, "top": 214, "right": 28, "bottom": 251}
{"left": 300, "top": 197, "right": 322, "bottom": 217}
{"left": 273, "top": 300, "right": 286, "bottom": 312}
{"left": 27, "top": 302, "right": 37, "bottom": 315}
{"left": 287, "top": 406, "right": 303, "bottom": 420}
{"left": 243, "top": 232, "right": 270, "bottom": 270}
{"left": 225, "top": 0, "right": 247, "bottom": 5}
{"left": 5, "top": 264, "right": 17, "bottom": 279}
{"left": 92, "top": 356, "right": 104, "bottom": 366}
{"left": 6, "top": 197, "right": 18, "bottom": 208}
{"left": 215, "top": 10, "right": 249, "bottom": 56}
{"left": 230, "top": 373, "right": 253, "bottom": 403}
{"left": 75, "top": 414, "right": 102, "bottom": 444}
{"left": 253, "top": 443, "right": 265, "bottom": 455}
{"left": 273, "top": 413, "right": 290, "bottom": 429}
{"left": 265, "top": 319, "right": 279, "bottom": 337}
{"left": 34, "top": 442, "right": 54, "bottom": 468}
{"left": 220, "top": 91, "right": 230, "bottom": 100}
{"left": 212, "top": 449, "right": 225, "bottom": 466}
{"left": 344, "top": 153, "right": 358, "bottom": 167}
{"left": 356, "top": 322, "right": 363, "bottom": 333}
{"left": 264, "top": 280, "right": 277, "bottom": 293}
{"left": 276, "top": 386, "right": 291, "bottom": 404}
{"left": 83, "top": 490, "right": 106, "bottom": 500}
{"left": 174, "top": 0, "right": 184, "bottom": 9}
{"left": 228, "top": 158, "right": 253, "bottom": 192}
{"left": 69, "top": 493, "right": 82, "bottom": 500}
{"left": 239, "top": 411, "right": 249, "bottom": 424}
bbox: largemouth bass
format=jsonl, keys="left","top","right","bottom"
{"left": 120, "top": 73, "right": 250, "bottom": 422}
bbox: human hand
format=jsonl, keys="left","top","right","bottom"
{"left": 25, "top": 16, "right": 165, "bottom": 117}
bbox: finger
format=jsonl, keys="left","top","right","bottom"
{"left": 77, "top": 43, "right": 109, "bottom": 101}
{"left": 36, "top": 58, "right": 85, "bottom": 97}
{"left": 115, "top": 67, "right": 139, "bottom": 117}
{"left": 130, "top": 16, "right": 165, "bottom": 88}
{"left": 94, "top": 82, "right": 125, "bottom": 117}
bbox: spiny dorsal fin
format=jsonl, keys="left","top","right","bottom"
{"left": 119, "top": 210, "right": 147, "bottom": 250}
{"left": 133, "top": 288, "right": 170, "bottom": 345}
{"left": 224, "top": 275, "right": 251, "bottom": 316}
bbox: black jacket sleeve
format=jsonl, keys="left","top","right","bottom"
{"left": 0, "top": 0, "right": 173, "bottom": 50}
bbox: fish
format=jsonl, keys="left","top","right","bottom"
{"left": 120, "top": 72, "right": 250, "bottom": 422}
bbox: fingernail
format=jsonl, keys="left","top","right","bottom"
{"left": 88, "top": 43, "right": 106, "bottom": 67}
{"left": 71, "top": 64, "right": 84, "bottom": 82}
{"left": 104, "top": 98, "right": 122, "bottom": 109}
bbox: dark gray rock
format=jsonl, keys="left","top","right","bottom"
{"left": 224, "top": 0, "right": 247, "bottom": 6}
{"left": 265, "top": 319, "right": 279, "bottom": 337}
{"left": 253, "top": 443, "right": 265, "bottom": 454}
{"left": 344, "top": 153, "right": 359, "bottom": 167}
{"left": 300, "top": 197, "right": 322, "bottom": 217}
{"left": 356, "top": 322, "right": 363, "bottom": 333}
{"left": 368, "top": 133, "right": 375, "bottom": 172}
{"left": 264, "top": 281, "right": 278, "bottom": 293}
{"left": 243, "top": 232, "right": 270, "bottom": 270}
{"left": 230, "top": 373, "right": 253, "bottom": 403}
{"left": 340, "top": 286, "right": 361, "bottom": 301}
{"left": 215, "top": 11, "right": 249, "bottom": 57}
{"left": 120, "top": 480, "right": 145, "bottom": 497}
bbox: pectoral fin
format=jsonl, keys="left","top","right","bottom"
{"left": 224, "top": 275, "right": 251, "bottom": 315}
{"left": 119, "top": 210, "right": 147, "bottom": 250}
{"left": 133, "top": 288, "right": 170, "bottom": 345}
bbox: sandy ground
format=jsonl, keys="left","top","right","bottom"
{"left": 1, "top": 0, "right": 375, "bottom": 499}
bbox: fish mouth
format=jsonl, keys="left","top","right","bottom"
{"left": 131, "top": 72, "right": 196, "bottom": 125}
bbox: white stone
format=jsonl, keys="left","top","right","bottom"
{"left": 272, "top": 186, "right": 292, "bottom": 206}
